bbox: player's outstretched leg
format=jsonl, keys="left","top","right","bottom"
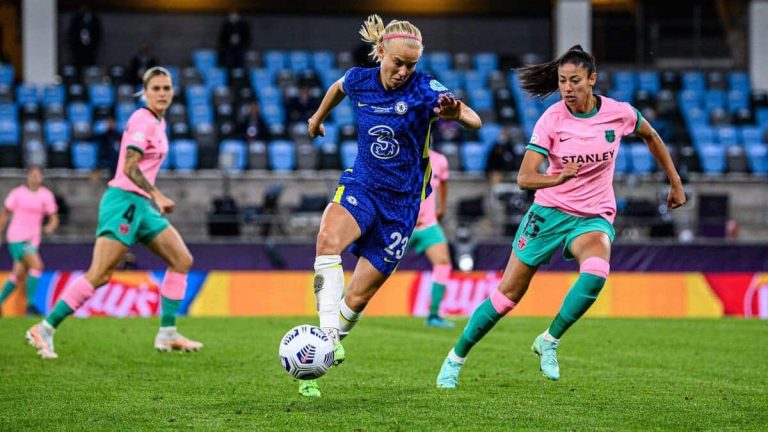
{"left": 532, "top": 332, "right": 560, "bottom": 381}
{"left": 155, "top": 271, "right": 202, "bottom": 352}
{"left": 436, "top": 351, "right": 465, "bottom": 388}
{"left": 426, "top": 263, "right": 454, "bottom": 328}
{"left": 25, "top": 320, "right": 57, "bottom": 359}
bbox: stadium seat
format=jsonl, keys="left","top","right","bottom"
{"left": 72, "top": 121, "right": 91, "bottom": 140}
{"left": 428, "top": 51, "right": 452, "bottom": 72}
{"left": 192, "top": 49, "right": 218, "bottom": 73}
{"left": 219, "top": 139, "right": 247, "bottom": 171}
{"left": 0, "top": 103, "right": 16, "bottom": 122}
{"left": 728, "top": 71, "right": 750, "bottom": 93}
{"left": 682, "top": 71, "right": 705, "bottom": 93}
{"left": 474, "top": 52, "right": 498, "bottom": 74}
{"left": 269, "top": 140, "right": 296, "bottom": 172}
{"left": 42, "top": 85, "right": 65, "bottom": 106}
{"left": 44, "top": 120, "right": 71, "bottom": 144}
{"left": 705, "top": 90, "right": 726, "bottom": 112}
{"left": 745, "top": 143, "right": 768, "bottom": 175}
{"left": 699, "top": 144, "right": 726, "bottom": 174}
{"left": 637, "top": 71, "right": 661, "bottom": 94}
{"left": 16, "top": 84, "right": 38, "bottom": 105}
{"left": 88, "top": 84, "right": 114, "bottom": 108}
{"left": 340, "top": 140, "right": 357, "bottom": 169}
{"left": 312, "top": 51, "right": 335, "bottom": 71}
{"left": 614, "top": 145, "right": 629, "bottom": 174}
{"left": 172, "top": 139, "right": 198, "bottom": 172}
{"left": 189, "top": 104, "right": 213, "bottom": 125}
{"left": 264, "top": 50, "right": 287, "bottom": 73}
{"left": 0, "top": 64, "right": 13, "bottom": 86}
{"left": 612, "top": 70, "right": 637, "bottom": 95}
{"left": 741, "top": 126, "right": 764, "bottom": 145}
{"left": 435, "top": 70, "right": 462, "bottom": 91}
{"left": 333, "top": 103, "right": 355, "bottom": 125}
{"left": 716, "top": 126, "right": 739, "bottom": 147}
{"left": 0, "top": 119, "right": 19, "bottom": 145}
{"left": 67, "top": 102, "right": 93, "bottom": 124}
{"left": 313, "top": 123, "right": 338, "bottom": 147}
{"left": 460, "top": 142, "right": 487, "bottom": 173}
{"left": 250, "top": 68, "right": 275, "bottom": 89}
{"left": 756, "top": 108, "right": 768, "bottom": 128}
{"left": 203, "top": 67, "right": 228, "bottom": 90}
{"left": 629, "top": 143, "right": 654, "bottom": 174}
{"left": 463, "top": 70, "right": 487, "bottom": 91}
{"left": 289, "top": 50, "right": 311, "bottom": 73}
{"left": 478, "top": 123, "right": 501, "bottom": 146}
{"left": 185, "top": 85, "right": 210, "bottom": 106}
{"left": 70, "top": 141, "right": 97, "bottom": 171}
{"left": 468, "top": 88, "right": 493, "bottom": 112}
{"left": 727, "top": 89, "right": 749, "bottom": 113}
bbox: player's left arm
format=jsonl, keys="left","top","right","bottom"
{"left": 43, "top": 213, "right": 59, "bottom": 235}
{"left": 434, "top": 94, "right": 482, "bottom": 130}
{"left": 124, "top": 147, "right": 175, "bottom": 214}
{"left": 634, "top": 119, "right": 686, "bottom": 209}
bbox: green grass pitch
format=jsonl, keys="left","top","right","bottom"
{"left": 1, "top": 316, "right": 766, "bottom": 431}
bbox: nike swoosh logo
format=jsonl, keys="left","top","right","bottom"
{"left": 383, "top": 257, "right": 397, "bottom": 263}
{"left": 357, "top": 102, "right": 368, "bottom": 107}
{"left": 559, "top": 137, "right": 572, "bottom": 142}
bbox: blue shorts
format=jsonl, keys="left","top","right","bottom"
{"left": 332, "top": 181, "right": 420, "bottom": 275}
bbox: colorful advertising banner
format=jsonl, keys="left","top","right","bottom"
{"left": 2, "top": 270, "right": 766, "bottom": 319}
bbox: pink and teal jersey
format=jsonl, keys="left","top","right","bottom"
{"left": 108, "top": 108, "right": 168, "bottom": 198}
{"left": 416, "top": 149, "right": 449, "bottom": 229}
{"left": 3, "top": 185, "right": 57, "bottom": 247}
{"left": 527, "top": 96, "right": 642, "bottom": 223}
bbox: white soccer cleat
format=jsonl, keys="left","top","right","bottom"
{"left": 25, "top": 322, "right": 58, "bottom": 359}
{"left": 154, "top": 327, "right": 203, "bottom": 352}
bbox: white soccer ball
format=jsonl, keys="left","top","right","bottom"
{"left": 278, "top": 325, "right": 335, "bottom": 380}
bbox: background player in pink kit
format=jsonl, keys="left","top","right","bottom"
{"left": 409, "top": 149, "right": 454, "bottom": 328}
{"left": 0, "top": 166, "right": 59, "bottom": 314}
{"left": 436, "top": 45, "right": 686, "bottom": 387}
{"left": 26, "top": 67, "right": 202, "bottom": 359}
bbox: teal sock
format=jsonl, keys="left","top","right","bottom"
{"left": 453, "top": 298, "right": 504, "bottom": 358}
{"left": 25, "top": 275, "right": 40, "bottom": 307}
{"left": 161, "top": 296, "right": 181, "bottom": 327}
{"left": 0, "top": 279, "right": 16, "bottom": 304}
{"left": 428, "top": 282, "right": 446, "bottom": 318}
{"left": 45, "top": 300, "right": 74, "bottom": 328}
{"left": 548, "top": 273, "right": 606, "bottom": 339}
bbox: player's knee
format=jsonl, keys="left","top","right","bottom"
{"left": 316, "top": 230, "right": 343, "bottom": 255}
{"left": 174, "top": 251, "right": 194, "bottom": 273}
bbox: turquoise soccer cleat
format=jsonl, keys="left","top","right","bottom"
{"left": 532, "top": 333, "right": 560, "bottom": 381}
{"left": 426, "top": 316, "right": 455, "bottom": 329}
{"left": 436, "top": 357, "right": 463, "bottom": 389}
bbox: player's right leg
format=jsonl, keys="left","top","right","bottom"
{"left": 0, "top": 260, "right": 25, "bottom": 307}
{"left": 26, "top": 237, "right": 126, "bottom": 359}
{"left": 437, "top": 253, "right": 536, "bottom": 388}
{"left": 22, "top": 251, "right": 45, "bottom": 315}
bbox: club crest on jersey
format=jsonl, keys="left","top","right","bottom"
{"left": 605, "top": 129, "right": 615, "bottom": 143}
{"left": 346, "top": 195, "right": 358, "bottom": 206}
{"left": 395, "top": 101, "right": 408, "bottom": 115}
{"left": 368, "top": 125, "right": 400, "bottom": 159}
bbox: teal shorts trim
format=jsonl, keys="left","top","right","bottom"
{"left": 95, "top": 187, "right": 170, "bottom": 247}
{"left": 513, "top": 203, "right": 615, "bottom": 267}
{"left": 8, "top": 241, "right": 37, "bottom": 262}
{"left": 408, "top": 223, "right": 447, "bottom": 255}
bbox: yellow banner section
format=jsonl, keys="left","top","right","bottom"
{"left": 188, "top": 271, "right": 724, "bottom": 318}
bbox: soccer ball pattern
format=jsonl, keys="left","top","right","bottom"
{"left": 279, "top": 325, "right": 335, "bottom": 380}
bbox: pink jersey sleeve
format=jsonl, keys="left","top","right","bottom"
{"left": 43, "top": 188, "right": 58, "bottom": 215}
{"left": 528, "top": 109, "right": 556, "bottom": 154}
{"left": 431, "top": 150, "right": 449, "bottom": 183}
{"left": 108, "top": 109, "right": 168, "bottom": 198}
{"left": 3, "top": 188, "right": 18, "bottom": 211}
{"left": 123, "top": 111, "right": 154, "bottom": 155}
{"left": 619, "top": 102, "right": 642, "bottom": 137}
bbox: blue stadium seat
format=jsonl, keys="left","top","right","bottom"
{"left": 116, "top": 103, "right": 136, "bottom": 127}
{"left": 0, "top": 64, "right": 13, "bottom": 86}
{"left": 463, "top": 70, "right": 487, "bottom": 91}
{"left": 42, "top": 85, "right": 65, "bottom": 106}
{"left": 629, "top": 143, "right": 654, "bottom": 174}
{"left": 269, "top": 140, "right": 296, "bottom": 172}
{"left": 691, "top": 126, "right": 715, "bottom": 149}
{"left": 541, "top": 92, "right": 560, "bottom": 108}
{"left": 192, "top": 49, "right": 218, "bottom": 73}
{"left": 705, "top": 90, "right": 726, "bottom": 112}
{"left": 478, "top": 123, "right": 501, "bottom": 146}
{"left": 699, "top": 144, "right": 726, "bottom": 174}
{"left": 67, "top": 102, "right": 93, "bottom": 124}
{"left": 340, "top": 140, "right": 358, "bottom": 169}
{"left": 0, "top": 103, "right": 16, "bottom": 122}
{"left": 261, "top": 102, "right": 285, "bottom": 125}
{"left": 682, "top": 71, "right": 705, "bottom": 93}
{"left": 468, "top": 88, "right": 493, "bottom": 111}
{"left": 203, "top": 67, "right": 228, "bottom": 90}
{"left": 726, "top": 89, "right": 749, "bottom": 113}
{"left": 728, "top": 71, "right": 750, "bottom": 93}
{"left": 263, "top": 50, "right": 287, "bottom": 73}
{"left": 608, "top": 89, "right": 632, "bottom": 104}
{"left": 71, "top": 141, "right": 97, "bottom": 170}
{"left": 435, "top": 70, "right": 462, "bottom": 91}
{"left": 289, "top": 51, "right": 311, "bottom": 73}
{"left": 189, "top": 104, "right": 213, "bottom": 125}
{"left": 637, "top": 71, "right": 660, "bottom": 94}
{"left": 185, "top": 85, "right": 210, "bottom": 106}
{"left": 250, "top": 68, "right": 275, "bottom": 89}
{"left": 612, "top": 71, "right": 637, "bottom": 95}
{"left": 92, "top": 119, "right": 109, "bottom": 136}
{"left": 219, "top": 139, "right": 247, "bottom": 171}
{"left": 716, "top": 126, "right": 739, "bottom": 147}
{"left": 257, "top": 86, "right": 282, "bottom": 105}
{"left": 755, "top": 108, "right": 768, "bottom": 128}
{"left": 160, "top": 148, "right": 172, "bottom": 171}
{"left": 89, "top": 84, "right": 114, "bottom": 108}
{"left": 473, "top": 52, "right": 498, "bottom": 74}
{"left": 312, "top": 51, "right": 335, "bottom": 71}
{"left": 678, "top": 90, "right": 700, "bottom": 110}
{"left": 428, "top": 51, "right": 452, "bottom": 72}
{"left": 333, "top": 103, "right": 355, "bottom": 125}
{"left": 165, "top": 66, "right": 180, "bottom": 87}
{"left": 745, "top": 143, "right": 768, "bottom": 175}
{"left": 0, "top": 119, "right": 18, "bottom": 145}
{"left": 313, "top": 124, "right": 338, "bottom": 147}
{"left": 460, "top": 142, "right": 487, "bottom": 173}
{"left": 44, "top": 120, "right": 71, "bottom": 143}
{"left": 614, "top": 146, "right": 629, "bottom": 174}
{"left": 741, "top": 126, "right": 764, "bottom": 145}
{"left": 683, "top": 106, "right": 707, "bottom": 130}
{"left": 319, "top": 68, "right": 342, "bottom": 89}
{"left": 16, "top": 84, "right": 38, "bottom": 105}
{"left": 172, "top": 139, "right": 198, "bottom": 172}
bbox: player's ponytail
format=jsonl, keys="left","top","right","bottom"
{"left": 517, "top": 45, "right": 597, "bottom": 98}
{"left": 359, "top": 14, "right": 423, "bottom": 64}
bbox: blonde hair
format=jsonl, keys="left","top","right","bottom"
{"left": 142, "top": 66, "right": 172, "bottom": 88}
{"left": 359, "top": 14, "right": 423, "bottom": 63}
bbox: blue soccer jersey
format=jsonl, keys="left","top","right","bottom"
{"left": 341, "top": 66, "right": 452, "bottom": 205}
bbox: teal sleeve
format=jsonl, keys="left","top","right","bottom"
{"left": 526, "top": 143, "right": 549, "bottom": 156}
